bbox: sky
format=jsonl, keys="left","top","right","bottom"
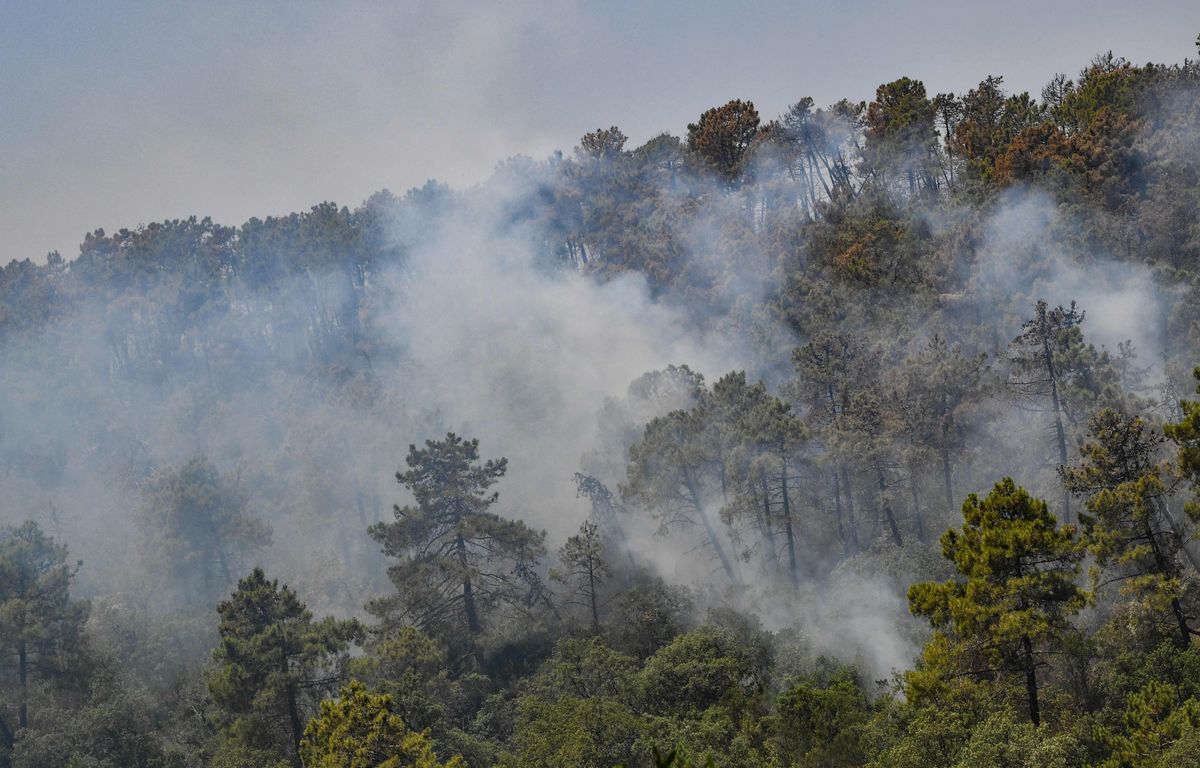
{"left": 2, "top": 0, "right": 1197, "bottom": 266}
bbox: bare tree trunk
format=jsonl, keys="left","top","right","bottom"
{"left": 456, "top": 535, "right": 482, "bottom": 634}
{"left": 781, "top": 459, "right": 799, "bottom": 584}
{"left": 587, "top": 560, "right": 600, "bottom": 634}
{"left": 685, "top": 478, "right": 738, "bottom": 583}
{"left": 216, "top": 546, "right": 232, "bottom": 585}
{"left": 1041, "top": 335, "right": 1071, "bottom": 522}
{"left": 756, "top": 473, "right": 778, "bottom": 569}
{"left": 801, "top": 158, "right": 819, "bottom": 216}
{"left": 831, "top": 472, "right": 850, "bottom": 555}
{"left": 806, "top": 146, "right": 834, "bottom": 198}
{"left": 876, "top": 465, "right": 903, "bottom": 547}
{"left": 940, "top": 416, "right": 955, "bottom": 518}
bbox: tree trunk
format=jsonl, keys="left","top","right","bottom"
{"left": 1022, "top": 634, "right": 1041, "bottom": 727}
{"left": 806, "top": 146, "right": 833, "bottom": 198}
{"left": 685, "top": 477, "right": 737, "bottom": 583}
{"left": 0, "top": 712, "right": 13, "bottom": 759}
{"left": 283, "top": 676, "right": 303, "bottom": 768}
{"left": 831, "top": 472, "right": 850, "bottom": 555}
{"left": 216, "top": 544, "right": 232, "bottom": 583}
{"left": 700, "top": 507, "right": 738, "bottom": 583}
{"left": 756, "top": 473, "right": 778, "bottom": 569}
{"left": 1041, "top": 335, "right": 1071, "bottom": 522}
{"left": 17, "top": 640, "right": 27, "bottom": 729}
{"left": 909, "top": 475, "right": 926, "bottom": 543}
{"left": 355, "top": 491, "right": 370, "bottom": 528}
{"left": 1145, "top": 517, "right": 1193, "bottom": 647}
{"left": 588, "top": 560, "right": 600, "bottom": 634}
{"left": 1153, "top": 496, "right": 1200, "bottom": 577}
{"left": 1171, "top": 596, "right": 1192, "bottom": 648}
{"left": 456, "top": 535, "right": 482, "bottom": 634}
{"left": 876, "top": 465, "right": 903, "bottom": 547}
{"left": 941, "top": 440, "right": 955, "bottom": 518}
{"left": 802, "top": 157, "right": 819, "bottom": 215}
{"left": 780, "top": 459, "right": 799, "bottom": 585}
{"left": 841, "top": 468, "right": 861, "bottom": 551}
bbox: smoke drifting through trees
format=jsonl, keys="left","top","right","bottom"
{"left": 2, "top": 50, "right": 1200, "bottom": 712}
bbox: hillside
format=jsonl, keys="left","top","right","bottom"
{"left": 3, "top": 45, "right": 1200, "bottom": 767}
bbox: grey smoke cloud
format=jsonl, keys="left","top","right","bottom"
{"left": 0, "top": 170, "right": 1184, "bottom": 684}
{"left": 376, "top": 182, "right": 749, "bottom": 543}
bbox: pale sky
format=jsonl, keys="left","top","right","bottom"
{"left": 2, "top": 0, "right": 1197, "bottom": 265}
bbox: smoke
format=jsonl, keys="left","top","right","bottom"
{"left": 0, "top": 169, "right": 763, "bottom": 611}
{"left": 374, "top": 181, "right": 746, "bottom": 543}
{"left": 0, "top": 89, "right": 1192, "bottom": 683}
{"left": 969, "top": 187, "right": 1164, "bottom": 366}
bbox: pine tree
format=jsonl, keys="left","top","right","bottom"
{"left": 686, "top": 99, "right": 762, "bottom": 186}
{"left": 863, "top": 77, "right": 939, "bottom": 195}
{"left": 624, "top": 406, "right": 739, "bottom": 583}
{"left": 367, "top": 434, "right": 546, "bottom": 652}
{"left": 842, "top": 389, "right": 906, "bottom": 547}
{"left": 208, "top": 568, "right": 361, "bottom": 767}
{"left": 908, "top": 478, "right": 1086, "bottom": 726}
{"left": 0, "top": 522, "right": 87, "bottom": 741}
{"left": 723, "top": 375, "right": 809, "bottom": 582}
{"left": 572, "top": 473, "right": 635, "bottom": 570}
{"left": 1165, "top": 367, "right": 1200, "bottom": 563}
{"left": 577, "top": 126, "right": 628, "bottom": 161}
{"left": 1010, "top": 300, "right": 1086, "bottom": 522}
{"left": 896, "top": 334, "right": 990, "bottom": 526}
{"left": 299, "top": 680, "right": 463, "bottom": 768}
{"left": 791, "top": 332, "right": 880, "bottom": 554}
{"left": 1063, "top": 408, "right": 1197, "bottom": 646}
{"left": 1096, "top": 681, "right": 1200, "bottom": 768}
{"left": 551, "top": 521, "right": 611, "bottom": 633}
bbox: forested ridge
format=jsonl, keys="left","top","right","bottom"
{"left": 4, "top": 40, "right": 1200, "bottom": 767}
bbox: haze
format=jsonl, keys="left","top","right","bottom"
{"left": 2, "top": 0, "right": 1197, "bottom": 265}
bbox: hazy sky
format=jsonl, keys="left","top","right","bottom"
{"left": 2, "top": 0, "right": 1197, "bottom": 265}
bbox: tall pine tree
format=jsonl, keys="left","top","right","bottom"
{"left": 909, "top": 478, "right": 1086, "bottom": 726}
{"left": 208, "top": 568, "right": 360, "bottom": 767}
{"left": 368, "top": 434, "right": 546, "bottom": 660}
{"left": 0, "top": 522, "right": 87, "bottom": 744}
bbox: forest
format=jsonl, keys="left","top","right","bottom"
{"left": 3, "top": 37, "right": 1200, "bottom": 768}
